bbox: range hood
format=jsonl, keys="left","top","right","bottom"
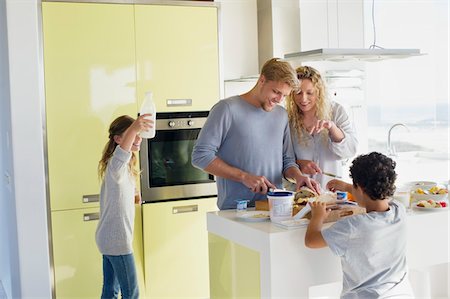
{"left": 284, "top": 48, "right": 423, "bottom": 63}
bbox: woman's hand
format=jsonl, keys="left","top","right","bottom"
{"left": 295, "top": 175, "right": 321, "bottom": 195}
{"left": 297, "top": 159, "right": 322, "bottom": 175}
{"left": 309, "top": 119, "right": 335, "bottom": 135}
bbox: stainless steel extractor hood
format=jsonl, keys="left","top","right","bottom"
{"left": 284, "top": 48, "right": 423, "bottom": 62}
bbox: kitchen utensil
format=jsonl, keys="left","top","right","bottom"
{"left": 322, "top": 172, "right": 342, "bottom": 179}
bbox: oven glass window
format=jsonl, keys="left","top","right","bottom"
{"left": 148, "top": 129, "right": 214, "bottom": 187}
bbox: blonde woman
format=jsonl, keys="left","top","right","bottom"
{"left": 286, "top": 66, "right": 358, "bottom": 187}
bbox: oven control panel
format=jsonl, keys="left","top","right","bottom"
{"left": 156, "top": 117, "right": 207, "bottom": 130}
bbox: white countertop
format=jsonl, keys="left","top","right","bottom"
{"left": 207, "top": 208, "right": 450, "bottom": 297}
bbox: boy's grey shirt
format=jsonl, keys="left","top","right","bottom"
{"left": 192, "top": 96, "right": 298, "bottom": 210}
{"left": 96, "top": 146, "right": 135, "bottom": 256}
{"left": 322, "top": 201, "right": 412, "bottom": 298}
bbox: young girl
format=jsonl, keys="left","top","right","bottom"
{"left": 305, "top": 152, "right": 414, "bottom": 299}
{"left": 95, "top": 114, "right": 152, "bottom": 299}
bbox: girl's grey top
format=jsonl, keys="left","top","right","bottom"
{"left": 96, "top": 145, "right": 136, "bottom": 255}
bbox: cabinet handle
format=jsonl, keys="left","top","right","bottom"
{"left": 82, "top": 194, "right": 99, "bottom": 203}
{"left": 83, "top": 212, "right": 99, "bottom": 221}
{"left": 172, "top": 204, "right": 198, "bottom": 214}
{"left": 166, "top": 98, "right": 192, "bottom": 107}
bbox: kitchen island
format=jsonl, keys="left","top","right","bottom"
{"left": 207, "top": 208, "right": 449, "bottom": 298}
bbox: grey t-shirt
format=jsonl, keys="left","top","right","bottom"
{"left": 96, "top": 145, "right": 135, "bottom": 256}
{"left": 322, "top": 201, "right": 413, "bottom": 299}
{"left": 192, "top": 96, "right": 298, "bottom": 210}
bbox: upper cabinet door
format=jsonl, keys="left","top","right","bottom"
{"left": 42, "top": 3, "right": 137, "bottom": 211}
{"left": 135, "top": 5, "right": 220, "bottom": 112}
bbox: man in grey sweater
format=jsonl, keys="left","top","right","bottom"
{"left": 192, "top": 58, "right": 320, "bottom": 210}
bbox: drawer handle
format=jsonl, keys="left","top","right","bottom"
{"left": 83, "top": 213, "right": 99, "bottom": 221}
{"left": 172, "top": 205, "right": 198, "bottom": 214}
{"left": 83, "top": 194, "right": 99, "bottom": 203}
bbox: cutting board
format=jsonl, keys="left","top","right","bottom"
{"left": 255, "top": 200, "right": 366, "bottom": 223}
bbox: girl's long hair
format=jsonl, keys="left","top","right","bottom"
{"left": 98, "top": 115, "right": 139, "bottom": 180}
{"left": 286, "top": 66, "right": 332, "bottom": 144}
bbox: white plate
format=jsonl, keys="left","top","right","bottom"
{"left": 413, "top": 205, "right": 448, "bottom": 211}
{"left": 236, "top": 211, "right": 270, "bottom": 222}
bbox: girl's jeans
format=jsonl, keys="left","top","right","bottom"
{"left": 101, "top": 254, "right": 139, "bottom": 299}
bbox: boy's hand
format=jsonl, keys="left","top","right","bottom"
{"left": 309, "top": 201, "right": 330, "bottom": 223}
{"left": 326, "top": 179, "right": 350, "bottom": 193}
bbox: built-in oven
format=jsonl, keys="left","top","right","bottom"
{"left": 139, "top": 111, "right": 216, "bottom": 203}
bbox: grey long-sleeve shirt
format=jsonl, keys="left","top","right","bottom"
{"left": 96, "top": 145, "right": 135, "bottom": 255}
{"left": 192, "top": 96, "right": 298, "bottom": 210}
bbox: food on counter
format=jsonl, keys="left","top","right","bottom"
{"left": 416, "top": 199, "right": 447, "bottom": 208}
{"left": 428, "top": 186, "right": 448, "bottom": 195}
{"left": 294, "top": 187, "right": 317, "bottom": 206}
{"left": 414, "top": 187, "right": 448, "bottom": 195}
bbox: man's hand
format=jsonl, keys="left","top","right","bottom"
{"left": 242, "top": 173, "right": 276, "bottom": 194}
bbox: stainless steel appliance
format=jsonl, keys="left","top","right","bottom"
{"left": 140, "top": 111, "right": 216, "bottom": 202}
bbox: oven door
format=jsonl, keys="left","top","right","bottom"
{"left": 140, "top": 112, "right": 216, "bottom": 202}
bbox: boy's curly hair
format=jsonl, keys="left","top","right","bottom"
{"left": 350, "top": 152, "right": 397, "bottom": 200}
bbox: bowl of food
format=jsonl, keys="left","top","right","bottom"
{"left": 411, "top": 186, "right": 448, "bottom": 202}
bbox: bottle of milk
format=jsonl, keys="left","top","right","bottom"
{"left": 139, "top": 91, "right": 156, "bottom": 139}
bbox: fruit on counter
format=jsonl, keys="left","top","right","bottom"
{"left": 414, "top": 186, "right": 448, "bottom": 195}
{"left": 415, "top": 188, "right": 426, "bottom": 194}
{"left": 416, "top": 199, "right": 447, "bottom": 208}
{"left": 428, "top": 186, "right": 448, "bottom": 194}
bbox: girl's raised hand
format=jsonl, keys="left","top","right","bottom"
{"left": 132, "top": 114, "right": 153, "bottom": 133}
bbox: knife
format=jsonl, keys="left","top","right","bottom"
{"left": 322, "top": 172, "right": 342, "bottom": 179}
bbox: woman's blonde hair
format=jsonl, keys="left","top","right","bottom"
{"left": 286, "top": 66, "right": 332, "bottom": 144}
{"left": 98, "top": 115, "right": 139, "bottom": 180}
{"left": 260, "top": 58, "right": 299, "bottom": 89}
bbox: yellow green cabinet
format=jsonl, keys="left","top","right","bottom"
{"left": 51, "top": 208, "right": 101, "bottom": 298}
{"left": 51, "top": 206, "right": 145, "bottom": 298}
{"left": 42, "top": 2, "right": 137, "bottom": 211}
{"left": 142, "top": 198, "right": 218, "bottom": 298}
{"left": 135, "top": 5, "right": 220, "bottom": 112}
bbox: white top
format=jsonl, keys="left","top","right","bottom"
{"left": 322, "top": 201, "right": 413, "bottom": 299}
{"left": 291, "top": 101, "right": 358, "bottom": 187}
{"left": 96, "top": 146, "right": 136, "bottom": 255}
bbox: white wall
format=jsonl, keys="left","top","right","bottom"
{"left": 2, "top": 0, "right": 52, "bottom": 297}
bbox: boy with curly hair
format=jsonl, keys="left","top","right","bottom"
{"left": 305, "top": 152, "right": 414, "bottom": 299}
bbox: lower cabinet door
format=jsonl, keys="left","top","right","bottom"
{"left": 51, "top": 208, "right": 102, "bottom": 299}
{"left": 142, "top": 197, "right": 218, "bottom": 298}
{"left": 51, "top": 206, "right": 145, "bottom": 298}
